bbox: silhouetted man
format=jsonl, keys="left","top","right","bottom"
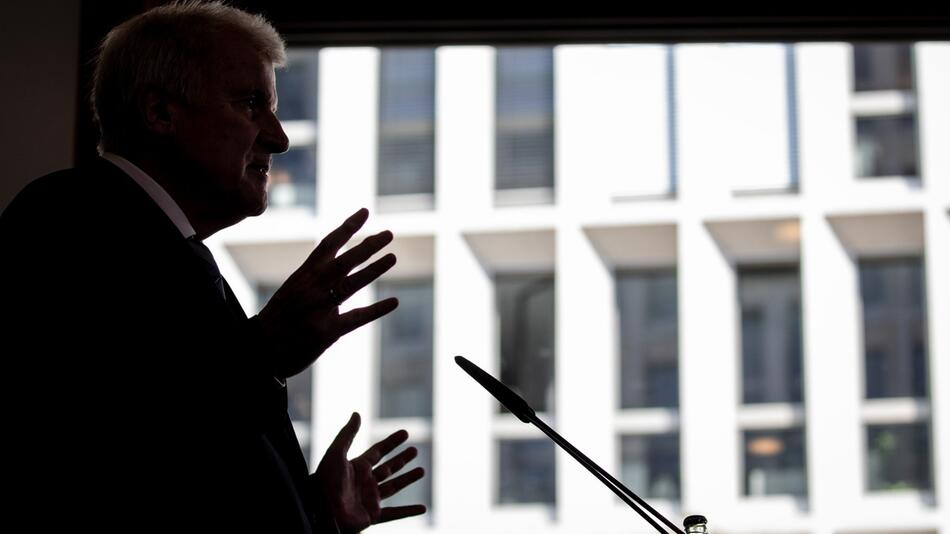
{"left": 1, "top": 2, "right": 424, "bottom": 532}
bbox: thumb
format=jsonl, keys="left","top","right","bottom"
{"left": 328, "top": 412, "right": 361, "bottom": 457}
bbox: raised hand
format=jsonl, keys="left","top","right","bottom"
{"left": 255, "top": 208, "right": 398, "bottom": 378}
{"left": 314, "top": 413, "right": 427, "bottom": 532}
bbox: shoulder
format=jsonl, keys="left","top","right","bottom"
{"left": 3, "top": 159, "right": 133, "bottom": 222}
{"left": 2, "top": 158, "right": 171, "bottom": 238}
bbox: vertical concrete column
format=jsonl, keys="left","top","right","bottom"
{"left": 313, "top": 47, "right": 379, "bottom": 458}
{"left": 554, "top": 223, "right": 615, "bottom": 526}
{"left": 917, "top": 42, "right": 950, "bottom": 532}
{"left": 797, "top": 44, "right": 863, "bottom": 533}
{"left": 676, "top": 44, "right": 741, "bottom": 519}
{"left": 431, "top": 46, "right": 495, "bottom": 532}
{"left": 435, "top": 47, "right": 495, "bottom": 218}
{"left": 318, "top": 48, "right": 379, "bottom": 221}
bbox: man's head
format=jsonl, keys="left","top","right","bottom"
{"left": 92, "top": 1, "right": 290, "bottom": 229}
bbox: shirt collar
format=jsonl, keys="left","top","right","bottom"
{"left": 101, "top": 152, "right": 196, "bottom": 239}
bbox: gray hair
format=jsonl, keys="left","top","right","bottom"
{"left": 92, "top": 0, "right": 286, "bottom": 153}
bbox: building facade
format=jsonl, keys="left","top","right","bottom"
{"left": 210, "top": 42, "right": 950, "bottom": 534}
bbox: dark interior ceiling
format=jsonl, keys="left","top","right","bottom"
{"left": 226, "top": 9, "right": 950, "bottom": 46}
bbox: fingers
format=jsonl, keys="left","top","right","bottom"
{"left": 312, "top": 208, "right": 369, "bottom": 263}
{"left": 336, "top": 253, "right": 397, "bottom": 302}
{"left": 356, "top": 429, "right": 409, "bottom": 466}
{"left": 331, "top": 231, "right": 394, "bottom": 279}
{"left": 327, "top": 412, "right": 361, "bottom": 457}
{"left": 372, "top": 446, "right": 418, "bottom": 481}
{"left": 337, "top": 298, "right": 399, "bottom": 337}
{"left": 378, "top": 466, "right": 425, "bottom": 500}
{"left": 377, "top": 504, "right": 427, "bottom": 524}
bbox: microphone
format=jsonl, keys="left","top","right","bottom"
{"left": 454, "top": 352, "right": 535, "bottom": 423}
{"left": 454, "top": 355, "right": 690, "bottom": 534}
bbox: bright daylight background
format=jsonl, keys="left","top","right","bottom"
{"left": 206, "top": 42, "right": 950, "bottom": 534}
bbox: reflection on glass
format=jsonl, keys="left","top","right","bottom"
{"left": 381, "top": 441, "right": 432, "bottom": 508}
{"left": 620, "top": 434, "right": 680, "bottom": 500}
{"left": 739, "top": 266, "right": 803, "bottom": 405}
{"left": 377, "top": 280, "right": 434, "bottom": 418}
{"left": 496, "top": 274, "right": 555, "bottom": 413}
{"left": 860, "top": 258, "right": 927, "bottom": 399}
{"left": 495, "top": 47, "right": 555, "bottom": 191}
{"left": 743, "top": 429, "right": 807, "bottom": 496}
{"left": 855, "top": 115, "right": 919, "bottom": 178}
{"left": 498, "top": 439, "right": 556, "bottom": 504}
{"left": 853, "top": 44, "right": 914, "bottom": 92}
{"left": 618, "top": 271, "right": 679, "bottom": 409}
{"left": 867, "top": 423, "right": 932, "bottom": 491}
{"left": 378, "top": 48, "right": 436, "bottom": 197}
{"left": 270, "top": 145, "right": 317, "bottom": 210}
{"left": 276, "top": 53, "right": 319, "bottom": 122}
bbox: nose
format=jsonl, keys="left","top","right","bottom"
{"left": 259, "top": 109, "right": 290, "bottom": 154}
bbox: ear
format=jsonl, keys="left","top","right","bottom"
{"left": 140, "top": 87, "right": 177, "bottom": 137}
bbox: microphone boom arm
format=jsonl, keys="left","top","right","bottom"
{"left": 454, "top": 355, "right": 686, "bottom": 534}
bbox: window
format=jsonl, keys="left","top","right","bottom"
{"left": 743, "top": 429, "right": 807, "bottom": 496}
{"left": 859, "top": 258, "right": 932, "bottom": 493}
{"left": 867, "top": 423, "right": 932, "bottom": 491}
{"left": 739, "top": 267, "right": 803, "bottom": 404}
{"left": 853, "top": 44, "right": 914, "bottom": 92}
{"left": 855, "top": 115, "right": 918, "bottom": 177}
{"left": 377, "top": 280, "right": 434, "bottom": 418}
{"left": 617, "top": 270, "right": 678, "bottom": 409}
{"left": 737, "top": 266, "right": 806, "bottom": 498}
{"left": 498, "top": 439, "right": 556, "bottom": 504}
{"left": 495, "top": 47, "right": 555, "bottom": 194}
{"left": 620, "top": 434, "right": 680, "bottom": 500}
{"left": 269, "top": 145, "right": 317, "bottom": 209}
{"left": 851, "top": 43, "right": 919, "bottom": 178}
{"left": 378, "top": 48, "right": 436, "bottom": 199}
{"left": 496, "top": 274, "right": 555, "bottom": 413}
{"left": 859, "top": 259, "right": 927, "bottom": 399}
{"left": 272, "top": 51, "right": 319, "bottom": 210}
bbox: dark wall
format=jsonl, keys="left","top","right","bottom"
{"left": 0, "top": 1, "right": 81, "bottom": 211}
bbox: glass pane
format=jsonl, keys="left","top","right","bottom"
{"left": 618, "top": 271, "right": 679, "bottom": 409}
{"left": 744, "top": 429, "right": 807, "bottom": 496}
{"left": 498, "top": 439, "right": 556, "bottom": 504}
{"left": 620, "top": 434, "right": 680, "bottom": 500}
{"left": 867, "top": 423, "right": 932, "bottom": 491}
{"left": 270, "top": 145, "right": 317, "bottom": 210}
{"left": 853, "top": 43, "right": 914, "bottom": 92}
{"left": 382, "top": 441, "right": 432, "bottom": 508}
{"left": 496, "top": 47, "right": 555, "bottom": 191}
{"left": 496, "top": 274, "right": 555, "bottom": 413}
{"left": 276, "top": 53, "right": 319, "bottom": 121}
{"left": 739, "top": 267, "right": 803, "bottom": 404}
{"left": 855, "top": 115, "right": 919, "bottom": 177}
{"left": 378, "top": 48, "right": 436, "bottom": 197}
{"left": 860, "top": 259, "right": 928, "bottom": 399}
{"left": 378, "top": 280, "right": 434, "bottom": 418}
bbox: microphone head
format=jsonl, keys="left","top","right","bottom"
{"left": 454, "top": 356, "right": 536, "bottom": 423}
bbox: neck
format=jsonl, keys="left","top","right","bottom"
{"left": 110, "top": 147, "right": 245, "bottom": 240}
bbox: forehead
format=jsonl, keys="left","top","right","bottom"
{"left": 205, "top": 32, "right": 277, "bottom": 94}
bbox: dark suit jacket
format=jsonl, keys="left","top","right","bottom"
{"left": 1, "top": 158, "right": 336, "bottom": 532}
